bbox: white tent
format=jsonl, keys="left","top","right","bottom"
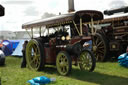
{"left": 11, "top": 40, "right": 25, "bottom": 56}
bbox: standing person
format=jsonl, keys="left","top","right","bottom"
{"left": 21, "top": 40, "right": 28, "bottom": 68}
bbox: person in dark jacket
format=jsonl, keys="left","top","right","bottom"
{"left": 21, "top": 40, "right": 28, "bottom": 68}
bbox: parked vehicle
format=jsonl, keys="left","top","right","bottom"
{"left": 0, "top": 4, "right": 5, "bottom": 65}
{"left": 22, "top": 10, "right": 103, "bottom": 75}
{"left": 91, "top": 7, "right": 128, "bottom": 61}
{"left": 0, "top": 49, "right": 5, "bottom": 65}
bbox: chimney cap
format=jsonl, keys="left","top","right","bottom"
{"left": 68, "top": 0, "right": 75, "bottom": 13}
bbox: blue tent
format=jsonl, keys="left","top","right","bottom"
{"left": 0, "top": 40, "right": 25, "bottom": 56}
{"left": 1, "top": 40, "right": 19, "bottom": 56}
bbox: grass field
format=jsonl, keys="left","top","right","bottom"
{"left": 0, "top": 56, "right": 128, "bottom": 85}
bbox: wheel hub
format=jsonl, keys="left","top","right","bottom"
{"left": 93, "top": 45, "right": 97, "bottom": 52}
{"left": 60, "top": 62, "right": 65, "bottom": 67}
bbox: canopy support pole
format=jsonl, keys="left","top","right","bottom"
{"left": 25, "top": 29, "right": 32, "bottom": 39}
{"left": 31, "top": 28, "right": 33, "bottom": 39}
{"left": 39, "top": 27, "right": 41, "bottom": 37}
{"left": 73, "top": 20, "right": 80, "bottom": 36}
{"left": 80, "top": 18, "right": 83, "bottom": 36}
{"left": 91, "top": 18, "right": 94, "bottom": 35}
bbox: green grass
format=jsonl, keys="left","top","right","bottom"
{"left": 0, "top": 56, "right": 128, "bottom": 85}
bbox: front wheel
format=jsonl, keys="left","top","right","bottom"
{"left": 78, "top": 49, "right": 96, "bottom": 72}
{"left": 56, "top": 51, "right": 72, "bottom": 76}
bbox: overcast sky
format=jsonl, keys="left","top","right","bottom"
{"left": 0, "top": 0, "right": 128, "bottom": 31}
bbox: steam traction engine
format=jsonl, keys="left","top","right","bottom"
{"left": 22, "top": 10, "right": 103, "bottom": 75}
{"left": 92, "top": 7, "right": 128, "bottom": 61}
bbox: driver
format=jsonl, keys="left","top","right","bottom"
{"left": 82, "top": 24, "right": 92, "bottom": 50}
{"left": 82, "top": 24, "right": 89, "bottom": 36}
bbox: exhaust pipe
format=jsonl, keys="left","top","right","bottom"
{"left": 68, "top": 0, "right": 75, "bottom": 13}
{"left": 104, "top": 6, "right": 128, "bottom": 15}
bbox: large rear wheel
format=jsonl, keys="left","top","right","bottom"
{"left": 78, "top": 49, "right": 96, "bottom": 72}
{"left": 92, "top": 33, "right": 108, "bottom": 61}
{"left": 26, "top": 39, "right": 45, "bottom": 71}
{"left": 56, "top": 51, "right": 72, "bottom": 76}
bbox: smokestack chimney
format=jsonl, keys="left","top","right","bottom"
{"left": 68, "top": 0, "right": 75, "bottom": 13}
